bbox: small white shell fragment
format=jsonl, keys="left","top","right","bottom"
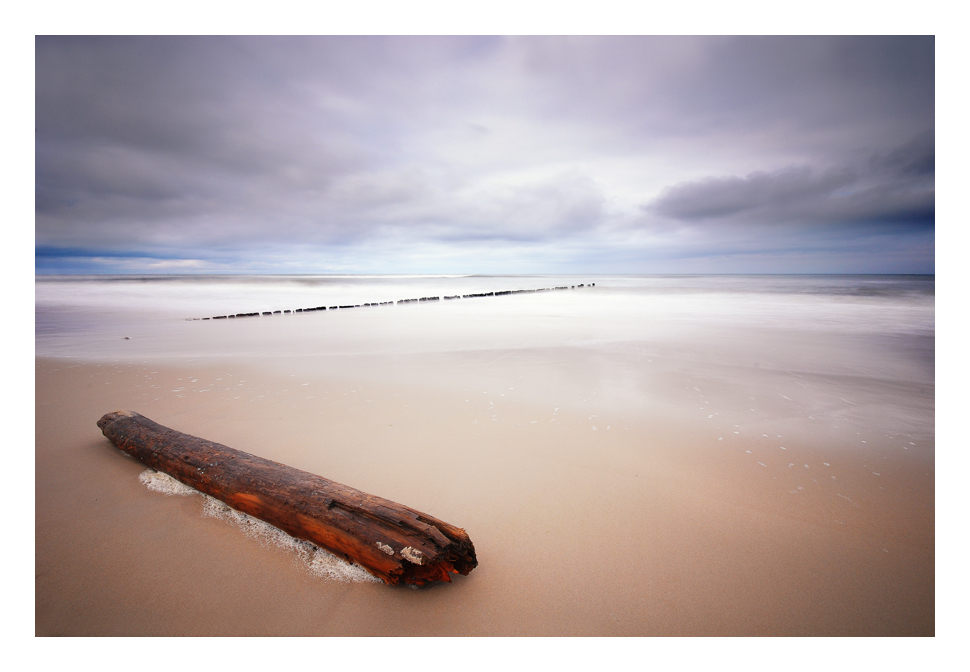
{"left": 400, "top": 546, "right": 424, "bottom": 564}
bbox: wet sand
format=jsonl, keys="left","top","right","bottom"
{"left": 35, "top": 348, "right": 934, "bottom": 636}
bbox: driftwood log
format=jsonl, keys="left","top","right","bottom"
{"left": 97, "top": 410, "right": 477, "bottom": 586}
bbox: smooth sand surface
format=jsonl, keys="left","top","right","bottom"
{"left": 35, "top": 349, "right": 933, "bottom": 636}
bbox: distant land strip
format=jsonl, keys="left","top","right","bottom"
{"left": 189, "top": 283, "right": 595, "bottom": 321}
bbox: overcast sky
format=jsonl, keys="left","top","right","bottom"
{"left": 35, "top": 36, "right": 935, "bottom": 274}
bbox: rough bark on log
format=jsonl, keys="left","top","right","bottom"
{"left": 97, "top": 410, "right": 477, "bottom": 586}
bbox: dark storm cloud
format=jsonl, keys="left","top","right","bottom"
{"left": 35, "top": 36, "right": 934, "bottom": 273}
{"left": 650, "top": 166, "right": 858, "bottom": 221}
{"left": 648, "top": 132, "right": 934, "bottom": 228}
{"left": 869, "top": 130, "right": 936, "bottom": 177}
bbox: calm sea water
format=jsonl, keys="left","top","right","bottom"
{"left": 36, "top": 273, "right": 936, "bottom": 449}
{"left": 35, "top": 274, "right": 934, "bottom": 365}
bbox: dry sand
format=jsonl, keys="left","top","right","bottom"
{"left": 35, "top": 348, "right": 933, "bottom": 636}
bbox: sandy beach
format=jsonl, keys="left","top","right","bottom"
{"left": 35, "top": 283, "right": 935, "bottom": 636}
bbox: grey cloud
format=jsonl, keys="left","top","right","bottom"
{"left": 869, "top": 130, "right": 935, "bottom": 177}
{"left": 314, "top": 170, "right": 608, "bottom": 245}
{"left": 650, "top": 166, "right": 857, "bottom": 221}
{"left": 448, "top": 172, "right": 607, "bottom": 242}
{"left": 647, "top": 133, "right": 934, "bottom": 229}
{"left": 509, "top": 36, "right": 933, "bottom": 157}
{"left": 35, "top": 36, "right": 934, "bottom": 274}
{"left": 35, "top": 37, "right": 508, "bottom": 248}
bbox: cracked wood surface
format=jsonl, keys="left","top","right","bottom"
{"left": 97, "top": 410, "right": 477, "bottom": 585}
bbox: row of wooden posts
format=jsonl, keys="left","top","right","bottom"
{"left": 189, "top": 283, "right": 595, "bottom": 321}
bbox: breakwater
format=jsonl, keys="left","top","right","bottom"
{"left": 190, "top": 283, "right": 595, "bottom": 321}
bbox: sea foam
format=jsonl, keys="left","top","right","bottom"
{"left": 138, "top": 469, "right": 381, "bottom": 583}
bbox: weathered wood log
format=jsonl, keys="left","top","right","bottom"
{"left": 97, "top": 410, "right": 477, "bottom": 586}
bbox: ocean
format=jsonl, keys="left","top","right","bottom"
{"left": 35, "top": 273, "right": 934, "bottom": 357}
{"left": 36, "top": 273, "right": 933, "bottom": 405}
{"left": 36, "top": 273, "right": 934, "bottom": 430}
